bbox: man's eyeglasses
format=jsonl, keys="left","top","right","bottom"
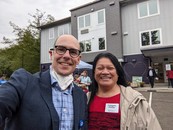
{"left": 54, "top": 45, "right": 81, "bottom": 58}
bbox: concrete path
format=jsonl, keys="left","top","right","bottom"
{"left": 133, "top": 83, "right": 173, "bottom": 92}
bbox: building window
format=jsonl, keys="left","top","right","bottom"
{"left": 78, "top": 14, "right": 90, "bottom": 29}
{"left": 49, "top": 28, "right": 54, "bottom": 39}
{"left": 151, "top": 30, "right": 160, "bottom": 45}
{"left": 140, "top": 29, "right": 161, "bottom": 46}
{"left": 85, "top": 15, "right": 90, "bottom": 27}
{"left": 58, "top": 26, "right": 64, "bottom": 36}
{"left": 98, "top": 10, "right": 104, "bottom": 24}
{"left": 80, "top": 40, "right": 91, "bottom": 52}
{"left": 138, "top": 0, "right": 159, "bottom": 18}
{"left": 80, "top": 42, "right": 84, "bottom": 52}
{"left": 63, "top": 25, "right": 69, "bottom": 34}
{"left": 79, "top": 17, "right": 84, "bottom": 28}
{"left": 58, "top": 24, "right": 70, "bottom": 36}
{"left": 85, "top": 41, "right": 91, "bottom": 52}
{"left": 99, "top": 37, "right": 105, "bottom": 50}
{"left": 141, "top": 32, "right": 149, "bottom": 46}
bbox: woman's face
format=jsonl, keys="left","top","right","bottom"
{"left": 94, "top": 57, "right": 118, "bottom": 88}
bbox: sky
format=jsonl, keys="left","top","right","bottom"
{"left": 0, "top": 0, "right": 94, "bottom": 48}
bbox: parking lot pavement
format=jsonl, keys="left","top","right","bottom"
{"left": 133, "top": 83, "right": 173, "bottom": 130}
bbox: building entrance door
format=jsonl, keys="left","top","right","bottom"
{"left": 153, "top": 63, "right": 164, "bottom": 83}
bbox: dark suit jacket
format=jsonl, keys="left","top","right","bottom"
{"left": 0, "top": 68, "right": 88, "bottom": 130}
{"left": 147, "top": 69, "right": 157, "bottom": 78}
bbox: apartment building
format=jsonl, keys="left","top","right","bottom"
{"left": 39, "top": 0, "right": 173, "bottom": 83}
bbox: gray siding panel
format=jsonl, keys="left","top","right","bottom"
{"left": 121, "top": 0, "right": 173, "bottom": 56}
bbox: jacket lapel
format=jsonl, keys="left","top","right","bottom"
{"left": 72, "top": 86, "right": 81, "bottom": 130}
{"left": 39, "top": 69, "right": 59, "bottom": 129}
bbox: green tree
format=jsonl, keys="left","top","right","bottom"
{"left": 0, "top": 9, "right": 55, "bottom": 77}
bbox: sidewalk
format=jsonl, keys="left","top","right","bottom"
{"left": 133, "top": 83, "right": 173, "bottom": 92}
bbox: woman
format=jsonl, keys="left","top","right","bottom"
{"left": 88, "top": 52, "right": 162, "bottom": 130}
{"left": 167, "top": 69, "right": 173, "bottom": 88}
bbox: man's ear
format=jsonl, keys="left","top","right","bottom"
{"left": 77, "top": 55, "right": 81, "bottom": 65}
{"left": 49, "top": 50, "right": 53, "bottom": 61}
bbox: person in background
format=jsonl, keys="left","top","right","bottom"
{"left": 78, "top": 70, "right": 92, "bottom": 93}
{"left": 73, "top": 73, "right": 80, "bottom": 85}
{"left": 167, "top": 69, "right": 173, "bottom": 88}
{"left": 147, "top": 66, "right": 157, "bottom": 88}
{"left": 0, "top": 74, "right": 7, "bottom": 85}
{"left": 88, "top": 52, "right": 162, "bottom": 130}
{"left": 166, "top": 70, "right": 171, "bottom": 87}
{"left": 0, "top": 34, "right": 88, "bottom": 130}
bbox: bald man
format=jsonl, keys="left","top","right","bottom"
{"left": 0, "top": 35, "right": 88, "bottom": 130}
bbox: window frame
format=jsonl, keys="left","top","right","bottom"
{"left": 140, "top": 28, "right": 162, "bottom": 47}
{"left": 80, "top": 40, "right": 92, "bottom": 53}
{"left": 49, "top": 28, "right": 54, "bottom": 39}
{"left": 97, "top": 10, "right": 105, "bottom": 24}
{"left": 137, "top": 0, "right": 160, "bottom": 19}
{"left": 57, "top": 24, "right": 70, "bottom": 36}
{"left": 78, "top": 14, "right": 91, "bottom": 29}
{"left": 98, "top": 37, "right": 106, "bottom": 50}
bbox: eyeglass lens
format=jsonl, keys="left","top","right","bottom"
{"left": 55, "top": 46, "right": 80, "bottom": 57}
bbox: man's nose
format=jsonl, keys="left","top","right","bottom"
{"left": 62, "top": 50, "right": 71, "bottom": 58}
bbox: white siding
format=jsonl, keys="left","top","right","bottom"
{"left": 77, "top": 9, "right": 106, "bottom": 53}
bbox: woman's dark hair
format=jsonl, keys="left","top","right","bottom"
{"left": 88, "top": 52, "right": 128, "bottom": 105}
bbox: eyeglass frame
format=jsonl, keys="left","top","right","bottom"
{"left": 54, "top": 45, "right": 81, "bottom": 58}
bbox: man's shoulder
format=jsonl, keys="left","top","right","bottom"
{"left": 12, "top": 68, "right": 41, "bottom": 80}
{"left": 13, "top": 68, "right": 32, "bottom": 76}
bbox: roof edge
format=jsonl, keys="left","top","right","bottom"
{"left": 37, "top": 17, "right": 71, "bottom": 29}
